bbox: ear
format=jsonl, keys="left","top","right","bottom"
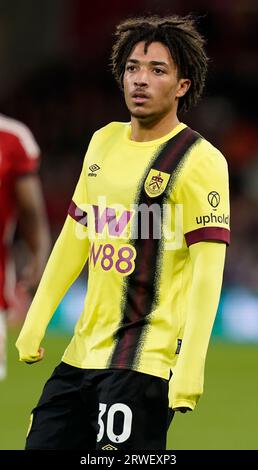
{"left": 176, "top": 79, "right": 191, "bottom": 98}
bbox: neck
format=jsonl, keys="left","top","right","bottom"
{"left": 130, "top": 112, "right": 180, "bottom": 142}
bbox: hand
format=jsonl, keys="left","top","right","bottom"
{"left": 25, "top": 347, "right": 45, "bottom": 364}
{"left": 173, "top": 407, "right": 192, "bottom": 413}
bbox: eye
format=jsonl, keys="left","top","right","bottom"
{"left": 126, "top": 65, "right": 136, "bottom": 72}
{"left": 153, "top": 68, "right": 165, "bottom": 75}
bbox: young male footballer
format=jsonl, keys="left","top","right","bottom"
{"left": 16, "top": 15, "right": 230, "bottom": 450}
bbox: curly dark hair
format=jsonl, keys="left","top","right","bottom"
{"left": 111, "top": 15, "right": 208, "bottom": 114}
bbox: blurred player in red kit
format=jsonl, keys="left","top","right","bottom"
{"left": 0, "top": 113, "right": 50, "bottom": 379}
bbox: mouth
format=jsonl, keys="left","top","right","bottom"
{"left": 131, "top": 91, "right": 150, "bottom": 104}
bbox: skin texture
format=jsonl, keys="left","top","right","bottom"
{"left": 14, "top": 175, "right": 50, "bottom": 365}
{"left": 15, "top": 175, "right": 51, "bottom": 294}
{"left": 123, "top": 41, "right": 191, "bottom": 142}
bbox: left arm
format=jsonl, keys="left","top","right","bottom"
{"left": 15, "top": 175, "right": 51, "bottom": 293}
{"left": 169, "top": 241, "right": 226, "bottom": 411}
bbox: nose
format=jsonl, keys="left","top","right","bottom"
{"left": 134, "top": 68, "right": 149, "bottom": 87}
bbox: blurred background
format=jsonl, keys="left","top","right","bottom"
{"left": 0, "top": 0, "right": 258, "bottom": 450}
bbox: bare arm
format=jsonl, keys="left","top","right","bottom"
{"left": 15, "top": 174, "right": 51, "bottom": 294}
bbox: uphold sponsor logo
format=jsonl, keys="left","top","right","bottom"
{"left": 208, "top": 191, "right": 220, "bottom": 209}
{"left": 88, "top": 164, "right": 100, "bottom": 176}
{"left": 196, "top": 213, "right": 229, "bottom": 226}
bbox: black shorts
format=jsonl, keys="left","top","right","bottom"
{"left": 26, "top": 362, "right": 174, "bottom": 450}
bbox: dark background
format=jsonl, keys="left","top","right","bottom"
{"left": 1, "top": 0, "right": 258, "bottom": 292}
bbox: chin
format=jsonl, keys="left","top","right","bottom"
{"left": 131, "top": 110, "right": 152, "bottom": 120}
{"left": 131, "top": 112, "right": 160, "bottom": 126}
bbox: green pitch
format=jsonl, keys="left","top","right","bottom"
{"left": 1, "top": 330, "right": 257, "bottom": 449}
{"left": 168, "top": 341, "right": 258, "bottom": 449}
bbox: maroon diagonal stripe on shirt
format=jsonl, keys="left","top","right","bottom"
{"left": 68, "top": 200, "right": 88, "bottom": 226}
{"left": 109, "top": 127, "right": 201, "bottom": 370}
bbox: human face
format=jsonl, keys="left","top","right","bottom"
{"left": 123, "top": 41, "right": 190, "bottom": 124}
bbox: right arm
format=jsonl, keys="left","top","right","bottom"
{"left": 15, "top": 214, "right": 89, "bottom": 362}
{"left": 16, "top": 131, "right": 91, "bottom": 363}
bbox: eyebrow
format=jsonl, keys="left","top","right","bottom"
{"left": 127, "top": 59, "right": 169, "bottom": 68}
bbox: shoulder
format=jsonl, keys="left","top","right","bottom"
{"left": 173, "top": 133, "right": 229, "bottom": 196}
{"left": 194, "top": 136, "right": 227, "bottom": 168}
{"left": 82, "top": 121, "right": 128, "bottom": 164}
{"left": 91, "top": 121, "right": 128, "bottom": 142}
{"left": 183, "top": 134, "right": 228, "bottom": 178}
{"left": 0, "top": 113, "right": 40, "bottom": 158}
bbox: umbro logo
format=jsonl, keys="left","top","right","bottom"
{"left": 88, "top": 164, "right": 100, "bottom": 177}
{"left": 101, "top": 444, "right": 117, "bottom": 450}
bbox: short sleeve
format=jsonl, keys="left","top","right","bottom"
{"left": 11, "top": 127, "right": 40, "bottom": 176}
{"left": 176, "top": 145, "right": 230, "bottom": 246}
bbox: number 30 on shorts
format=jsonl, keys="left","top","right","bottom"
{"left": 97, "top": 403, "right": 133, "bottom": 444}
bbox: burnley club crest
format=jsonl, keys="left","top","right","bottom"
{"left": 144, "top": 169, "right": 170, "bottom": 198}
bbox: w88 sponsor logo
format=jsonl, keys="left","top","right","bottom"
{"left": 89, "top": 242, "right": 136, "bottom": 275}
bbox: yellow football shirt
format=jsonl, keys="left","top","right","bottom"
{"left": 62, "top": 121, "right": 230, "bottom": 379}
